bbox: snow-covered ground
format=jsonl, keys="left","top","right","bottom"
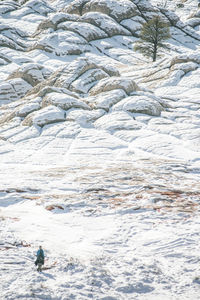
{"left": 1, "top": 0, "right": 200, "bottom": 299}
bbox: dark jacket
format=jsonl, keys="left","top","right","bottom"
{"left": 35, "top": 249, "right": 44, "bottom": 265}
{"left": 37, "top": 249, "right": 44, "bottom": 258}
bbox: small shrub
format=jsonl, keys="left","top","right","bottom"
{"left": 176, "top": 2, "right": 184, "bottom": 8}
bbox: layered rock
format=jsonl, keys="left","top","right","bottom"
{"left": 89, "top": 76, "right": 140, "bottom": 96}
{"left": 0, "top": 0, "right": 199, "bottom": 151}
{"left": 22, "top": 105, "right": 66, "bottom": 127}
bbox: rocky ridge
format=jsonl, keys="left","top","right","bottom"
{"left": 0, "top": 0, "right": 200, "bottom": 147}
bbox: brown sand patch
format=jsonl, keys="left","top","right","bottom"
{"left": 45, "top": 204, "right": 64, "bottom": 211}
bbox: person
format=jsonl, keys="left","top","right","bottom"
{"left": 35, "top": 246, "right": 45, "bottom": 272}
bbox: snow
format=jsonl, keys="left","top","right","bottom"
{"left": 65, "top": 108, "right": 106, "bottom": 126}
{"left": 94, "top": 111, "right": 143, "bottom": 132}
{"left": 1, "top": 0, "right": 200, "bottom": 299}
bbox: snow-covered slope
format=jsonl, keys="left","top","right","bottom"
{"left": 0, "top": 0, "right": 200, "bottom": 299}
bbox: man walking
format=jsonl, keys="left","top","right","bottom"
{"left": 35, "top": 246, "right": 45, "bottom": 272}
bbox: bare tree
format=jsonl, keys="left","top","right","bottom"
{"left": 134, "top": 16, "right": 171, "bottom": 62}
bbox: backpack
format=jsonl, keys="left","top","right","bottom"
{"left": 37, "top": 250, "right": 44, "bottom": 258}
{"left": 37, "top": 250, "right": 44, "bottom": 264}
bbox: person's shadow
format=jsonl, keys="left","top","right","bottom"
{"left": 40, "top": 272, "right": 54, "bottom": 279}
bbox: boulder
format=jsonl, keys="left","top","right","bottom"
{"left": 53, "top": 57, "right": 120, "bottom": 91}
{"left": 0, "top": 34, "right": 25, "bottom": 51}
{"left": 65, "top": 0, "right": 90, "bottom": 15}
{"left": 82, "top": 0, "right": 138, "bottom": 22}
{"left": 0, "top": 0, "right": 19, "bottom": 14}
{"left": 112, "top": 94, "right": 164, "bottom": 116}
{"left": 80, "top": 12, "right": 131, "bottom": 36}
{"left": 22, "top": 105, "right": 66, "bottom": 127}
{"left": 27, "top": 57, "right": 120, "bottom": 97}
{"left": 42, "top": 92, "right": 90, "bottom": 110}
{"left": 35, "top": 12, "right": 79, "bottom": 33}
{"left": 86, "top": 88, "right": 126, "bottom": 111}
{"left": 0, "top": 79, "right": 31, "bottom": 105}
{"left": 66, "top": 108, "right": 105, "bottom": 125}
{"left": 37, "top": 86, "right": 80, "bottom": 99}
{"left": 8, "top": 63, "right": 51, "bottom": 87}
{"left": 16, "top": 102, "right": 41, "bottom": 118}
{"left": 89, "top": 77, "right": 140, "bottom": 96}
{"left": 70, "top": 68, "right": 109, "bottom": 94}
{"left": 94, "top": 111, "right": 143, "bottom": 131}
{"left": 170, "top": 53, "right": 200, "bottom": 66}
{"left": 120, "top": 16, "right": 144, "bottom": 35}
{"left": 57, "top": 20, "right": 108, "bottom": 41}
{"left": 30, "top": 31, "right": 89, "bottom": 55}
{"left": 171, "top": 62, "right": 198, "bottom": 73}
{"left": 23, "top": 0, "right": 54, "bottom": 15}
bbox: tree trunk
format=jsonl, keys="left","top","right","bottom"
{"left": 153, "top": 43, "right": 157, "bottom": 61}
